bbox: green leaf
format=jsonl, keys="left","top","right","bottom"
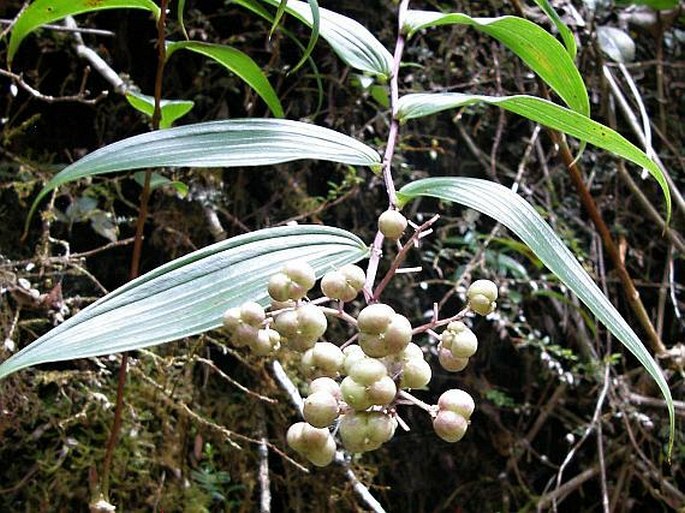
{"left": 125, "top": 91, "right": 195, "bottom": 129}
{"left": 403, "top": 10, "right": 589, "bottom": 116}
{"left": 166, "top": 41, "right": 284, "bottom": 118}
{"left": 133, "top": 171, "right": 188, "bottom": 197}
{"left": 233, "top": 0, "right": 325, "bottom": 115}
{"left": 291, "top": 0, "right": 320, "bottom": 74}
{"left": 397, "top": 176, "right": 675, "bottom": 457}
{"left": 177, "top": 0, "right": 189, "bottom": 40}
{"left": 25, "top": 118, "right": 380, "bottom": 232}
{"left": 396, "top": 92, "right": 671, "bottom": 221}
{"left": 261, "top": 0, "right": 393, "bottom": 79}
{"left": 531, "top": 0, "right": 577, "bottom": 58}
{"left": 7, "top": 0, "right": 160, "bottom": 66}
{"left": 0, "top": 225, "right": 368, "bottom": 379}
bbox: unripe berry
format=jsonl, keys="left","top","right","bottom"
{"left": 240, "top": 301, "right": 266, "bottom": 327}
{"left": 340, "top": 264, "right": 366, "bottom": 291}
{"left": 222, "top": 307, "right": 242, "bottom": 332}
{"left": 303, "top": 391, "right": 339, "bottom": 428}
{"left": 438, "top": 346, "right": 469, "bottom": 372}
{"left": 378, "top": 209, "right": 408, "bottom": 240}
{"left": 438, "top": 389, "right": 475, "bottom": 419}
{"left": 340, "top": 376, "right": 373, "bottom": 411}
{"left": 320, "top": 271, "right": 348, "bottom": 301}
{"left": 433, "top": 410, "right": 468, "bottom": 443}
{"left": 357, "top": 304, "right": 395, "bottom": 334}
{"left": 309, "top": 376, "right": 341, "bottom": 400}
{"left": 342, "top": 345, "right": 366, "bottom": 375}
{"left": 383, "top": 313, "right": 413, "bottom": 353}
{"left": 306, "top": 434, "right": 336, "bottom": 467}
{"left": 400, "top": 357, "right": 432, "bottom": 389}
{"left": 297, "top": 304, "right": 328, "bottom": 339}
{"left": 284, "top": 261, "right": 316, "bottom": 293}
{"left": 467, "top": 279, "right": 498, "bottom": 316}
{"left": 311, "top": 342, "right": 344, "bottom": 374}
{"left": 366, "top": 375, "right": 397, "bottom": 406}
{"left": 251, "top": 328, "right": 280, "bottom": 355}
{"left": 339, "top": 411, "right": 396, "bottom": 453}
{"left": 267, "top": 272, "right": 292, "bottom": 302}
{"left": 441, "top": 321, "right": 478, "bottom": 358}
{"left": 348, "top": 358, "right": 387, "bottom": 385}
{"left": 233, "top": 323, "right": 259, "bottom": 347}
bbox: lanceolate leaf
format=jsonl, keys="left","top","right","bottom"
{"left": 397, "top": 177, "right": 675, "bottom": 456}
{"left": 403, "top": 10, "right": 589, "bottom": 116}
{"left": 532, "top": 0, "right": 577, "bottom": 58}
{"left": 0, "top": 225, "right": 368, "bottom": 379}
{"left": 25, "top": 118, "right": 380, "bottom": 231}
{"left": 7, "top": 0, "right": 160, "bottom": 65}
{"left": 396, "top": 93, "right": 671, "bottom": 220}
{"left": 166, "top": 41, "right": 284, "bottom": 118}
{"left": 261, "top": 0, "right": 393, "bottom": 78}
{"left": 125, "top": 91, "right": 194, "bottom": 129}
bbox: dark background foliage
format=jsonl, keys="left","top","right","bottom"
{"left": 0, "top": 0, "right": 683, "bottom": 511}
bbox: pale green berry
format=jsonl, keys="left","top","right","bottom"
{"left": 348, "top": 358, "right": 387, "bottom": 386}
{"left": 342, "top": 345, "right": 366, "bottom": 375}
{"left": 400, "top": 357, "right": 431, "bottom": 389}
{"left": 297, "top": 304, "right": 328, "bottom": 339}
{"left": 309, "top": 377, "right": 341, "bottom": 400}
{"left": 401, "top": 342, "right": 424, "bottom": 361}
{"left": 284, "top": 261, "right": 316, "bottom": 293}
{"left": 340, "top": 264, "right": 366, "bottom": 291}
{"left": 286, "top": 422, "right": 307, "bottom": 453}
{"left": 320, "top": 271, "right": 348, "bottom": 301}
{"left": 251, "top": 328, "right": 280, "bottom": 355}
{"left": 433, "top": 410, "right": 468, "bottom": 443}
{"left": 340, "top": 376, "right": 373, "bottom": 411}
{"left": 467, "top": 279, "right": 498, "bottom": 316}
{"left": 438, "top": 346, "right": 469, "bottom": 372}
{"left": 383, "top": 313, "right": 412, "bottom": 354}
{"left": 441, "top": 321, "right": 478, "bottom": 358}
{"left": 233, "top": 323, "right": 259, "bottom": 347}
{"left": 358, "top": 333, "right": 386, "bottom": 358}
{"left": 274, "top": 310, "right": 299, "bottom": 338}
{"left": 306, "top": 434, "right": 336, "bottom": 467}
{"left": 222, "top": 307, "right": 242, "bottom": 332}
{"left": 366, "top": 375, "right": 397, "bottom": 406}
{"left": 357, "top": 304, "right": 395, "bottom": 334}
{"left": 437, "top": 389, "right": 475, "bottom": 419}
{"left": 339, "top": 411, "right": 396, "bottom": 453}
{"left": 268, "top": 272, "right": 291, "bottom": 302}
{"left": 311, "top": 342, "right": 344, "bottom": 374}
{"left": 240, "top": 301, "right": 265, "bottom": 327}
{"left": 303, "top": 391, "right": 339, "bottom": 428}
{"left": 378, "top": 209, "right": 408, "bottom": 240}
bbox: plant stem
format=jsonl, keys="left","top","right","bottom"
{"left": 100, "top": 0, "right": 168, "bottom": 500}
{"left": 364, "top": 0, "right": 409, "bottom": 301}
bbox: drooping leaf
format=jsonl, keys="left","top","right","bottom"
{"left": 531, "top": 0, "right": 577, "bottom": 58}
{"left": 7, "top": 0, "right": 160, "bottom": 65}
{"left": 125, "top": 91, "right": 194, "bottom": 129}
{"left": 166, "top": 41, "right": 284, "bottom": 118}
{"left": 233, "top": 0, "right": 325, "bottom": 115}
{"left": 403, "top": 10, "right": 589, "bottom": 116}
{"left": 396, "top": 93, "right": 670, "bottom": 220}
{"left": 0, "top": 225, "right": 368, "bottom": 379}
{"left": 290, "top": 0, "right": 320, "bottom": 73}
{"left": 25, "top": 118, "right": 380, "bottom": 232}
{"left": 397, "top": 176, "right": 675, "bottom": 456}
{"left": 261, "top": 0, "right": 393, "bottom": 78}
{"left": 177, "top": 0, "right": 189, "bottom": 40}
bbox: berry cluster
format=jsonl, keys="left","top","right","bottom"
{"left": 221, "top": 252, "right": 498, "bottom": 467}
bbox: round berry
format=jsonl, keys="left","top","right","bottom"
{"left": 438, "top": 389, "right": 475, "bottom": 419}
{"left": 441, "top": 321, "right": 478, "bottom": 358}
{"left": 340, "top": 376, "right": 373, "bottom": 411}
{"left": 348, "top": 358, "right": 387, "bottom": 386}
{"left": 378, "top": 209, "right": 408, "bottom": 240}
{"left": 433, "top": 410, "right": 468, "bottom": 443}
{"left": 309, "top": 377, "right": 341, "bottom": 399}
{"left": 357, "top": 304, "right": 394, "bottom": 334}
{"left": 438, "top": 346, "right": 469, "bottom": 372}
{"left": 400, "top": 357, "right": 431, "bottom": 389}
{"left": 467, "top": 279, "right": 498, "bottom": 316}
{"left": 303, "top": 391, "right": 339, "bottom": 428}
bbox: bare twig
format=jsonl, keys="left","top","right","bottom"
{"left": 0, "top": 68, "right": 106, "bottom": 104}
{"left": 0, "top": 18, "right": 115, "bottom": 36}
